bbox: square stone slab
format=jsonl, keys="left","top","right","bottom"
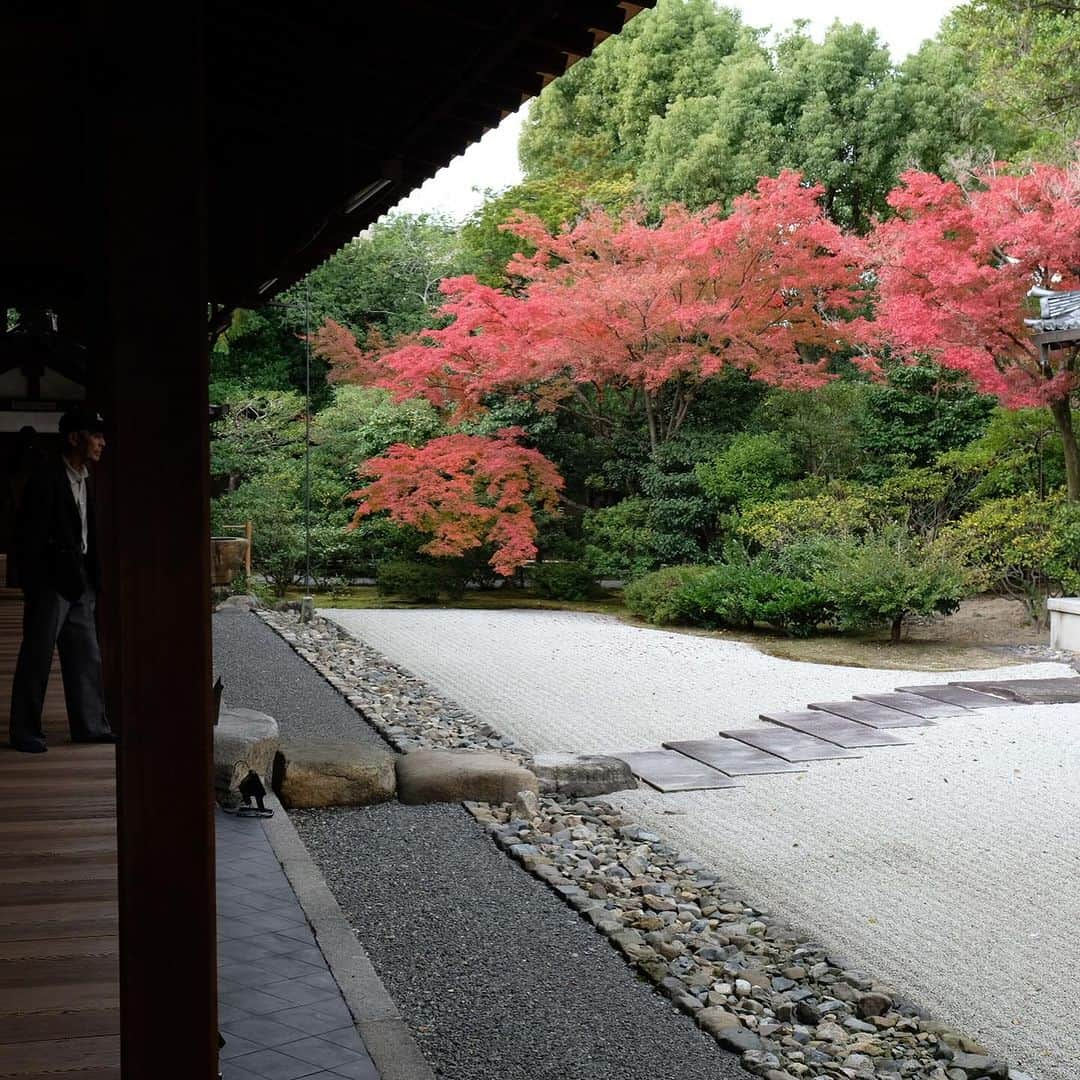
{"left": 663, "top": 738, "right": 805, "bottom": 776}
{"left": 895, "top": 684, "right": 1017, "bottom": 709}
{"left": 807, "top": 699, "right": 935, "bottom": 729}
{"left": 950, "top": 677, "right": 1080, "bottom": 705}
{"left": 719, "top": 726, "right": 861, "bottom": 762}
{"left": 612, "top": 750, "right": 739, "bottom": 792}
{"left": 851, "top": 692, "right": 967, "bottom": 718}
{"left": 761, "top": 711, "right": 907, "bottom": 748}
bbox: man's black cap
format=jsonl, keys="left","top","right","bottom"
{"left": 58, "top": 407, "right": 107, "bottom": 436}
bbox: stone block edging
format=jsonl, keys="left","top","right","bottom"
{"left": 259, "top": 791, "right": 436, "bottom": 1080}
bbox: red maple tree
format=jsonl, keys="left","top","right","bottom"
{"left": 316, "top": 171, "right": 869, "bottom": 454}
{"left": 349, "top": 427, "right": 563, "bottom": 576}
{"left": 869, "top": 163, "right": 1080, "bottom": 498}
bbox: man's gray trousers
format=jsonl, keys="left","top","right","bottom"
{"left": 9, "top": 586, "right": 110, "bottom": 749}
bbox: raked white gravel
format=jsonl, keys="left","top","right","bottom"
{"left": 321, "top": 607, "right": 1080, "bottom": 1080}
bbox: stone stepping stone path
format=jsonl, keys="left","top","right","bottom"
{"left": 612, "top": 750, "right": 740, "bottom": 792}
{"left": 807, "top": 699, "right": 935, "bottom": 729}
{"left": 662, "top": 737, "right": 806, "bottom": 776}
{"left": 850, "top": 691, "right": 967, "bottom": 719}
{"left": 894, "top": 683, "right": 1017, "bottom": 709}
{"left": 616, "top": 677, "right": 1080, "bottom": 793}
{"left": 760, "top": 710, "right": 908, "bottom": 748}
{"left": 951, "top": 675, "right": 1080, "bottom": 704}
{"left": 718, "top": 725, "right": 862, "bottom": 762}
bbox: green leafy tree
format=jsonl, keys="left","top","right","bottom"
{"left": 855, "top": 361, "right": 996, "bottom": 481}
{"left": 944, "top": 0, "right": 1080, "bottom": 160}
{"left": 819, "top": 531, "right": 969, "bottom": 642}
{"left": 519, "top": 0, "right": 751, "bottom": 180}
{"left": 946, "top": 493, "right": 1080, "bottom": 623}
{"left": 695, "top": 432, "right": 798, "bottom": 510}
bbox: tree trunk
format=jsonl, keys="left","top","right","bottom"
{"left": 1049, "top": 395, "right": 1080, "bottom": 501}
{"left": 890, "top": 614, "right": 904, "bottom": 643}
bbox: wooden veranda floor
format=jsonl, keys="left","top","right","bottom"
{"left": 0, "top": 578, "right": 120, "bottom": 1079}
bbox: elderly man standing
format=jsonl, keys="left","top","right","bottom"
{"left": 9, "top": 407, "right": 117, "bottom": 752}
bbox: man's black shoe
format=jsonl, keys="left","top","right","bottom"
{"left": 72, "top": 733, "right": 118, "bottom": 744}
{"left": 12, "top": 741, "right": 47, "bottom": 753}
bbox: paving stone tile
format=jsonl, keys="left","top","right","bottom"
{"left": 220, "top": 1064, "right": 267, "bottom": 1080}
{"left": 285, "top": 946, "right": 326, "bottom": 967}
{"left": 719, "top": 727, "right": 860, "bottom": 762}
{"left": 852, "top": 691, "right": 967, "bottom": 718}
{"left": 222, "top": 1015, "right": 315, "bottom": 1049}
{"left": 328, "top": 1057, "right": 380, "bottom": 1080}
{"left": 227, "top": 1048, "right": 322, "bottom": 1079}
{"left": 220, "top": 1034, "right": 262, "bottom": 1060}
{"left": 260, "top": 978, "right": 340, "bottom": 1007}
{"left": 219, "top": 988, "right": 300, "bottom": 1016}
{"left": 895, "top": 683, "right": 1017, "bottom": 708}
{"left": 219, "top": 938, "right": 287, "bottom": 964}
{"left": 279, "top": 1036, "right": 372, "bottom": 1070}
{"left": 298, "top": 971, "right": 342, "bottom": 992}
{"left": 664, "top": 738, "right": 805, "bottom": 776}
{"left": 807, "top": 699, "right": 934, "bottom": 729}
{"left": 318, "top": 1027, "right": 368, "bottom": 1052}
{"left": 257, "top": 953, "right": 328, "bottom": 979}
{"left": 760, "top": 710, "right": 907, "bottom": 748}
{"left": 950, "top": 676, "right": 1080, "bottom": 704}
{"left": 611, "top": 749, "right": 738, "bottom": 791}
{"left": 267, "top": 1006, "right": 353, "bottom": 1037}
{"left": 218, "top": 1002, "right": 253, "bottom": 1025}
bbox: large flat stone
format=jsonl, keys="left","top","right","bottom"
{"left": 663, "top": 738, "right": 805, "bottom": 776}
{"left": 761, "top": 711, "right": 907, "bottom": 749}
{"left": 895, "top": 683, "right": 1017, "bottom": 709}
{"left": 851, "top": 691, "right": 967, "bottom": 718}
{"left": 274, "top": 739, "right": 397, "bottom": 809}
{"left": 720, "top": 727, "right": 860, "bottom": 763}
{"left": 611, "top": 750, "right": 738, "bottom": 792}
{"left": 950, "top": 677, "right": 1080, "bottom": 705}
{"left": 396, "top": 749, "right": 538, "bottom": 805}
{"left": 531, "top": 752, "right": 635, "bottom": 797}
{"left": 807, "top": 699, "right": 934, "bottom": 729}
{"left": 213, "top": 706, "right": 280, "bottom": 803}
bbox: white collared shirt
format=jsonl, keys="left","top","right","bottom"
{"left": 64, "top": 459, "right": 89, "bottom": 555}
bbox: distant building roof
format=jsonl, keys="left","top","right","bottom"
{"left": 1026, "top": 287, "right": 1080, "bottom": 334}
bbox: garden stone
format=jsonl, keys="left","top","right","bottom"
{"left": 396, "top": 748, "right": 538, "bottom": 805}
{"left": 531, "top": 752, "right": 635, "bottom": 796}
{"left": 273, "top": 739, "right": 395, "bottom": 809}
{"left": 213, "top": 706, "right": 279, "bottom": 804}
{"left": 697, "top": 1006, "right": 743, "bottom": 1035}
{"left": 948, "top": 1053, "right": 1007, "bottom": 1078}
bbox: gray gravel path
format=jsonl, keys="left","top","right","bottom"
{"left": 293, "top": 803, "right": 743, "bottom": 1080}
{"left": 212, "top": 609, "right": 386, "bottom": 748}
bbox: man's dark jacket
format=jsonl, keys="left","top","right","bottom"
{"left": 15, "top": 456, "right": 101, "bottom": 602}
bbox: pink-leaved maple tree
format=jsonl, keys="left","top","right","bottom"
{"left": 318, "top": 171, "right": 869, "bottom": 570}
{"left": 348, "top": 427, "right": 563, "bottom": 576}
{"left": 869, "top": 163, "right": 1080, "bottom": 498}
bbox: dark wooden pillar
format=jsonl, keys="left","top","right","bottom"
{"left": 90, "top": 4, "right": 217, "bottom": 1076}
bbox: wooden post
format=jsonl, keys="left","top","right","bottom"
{"left": 89, "top": 4, "right": 218, "bottom": 1077}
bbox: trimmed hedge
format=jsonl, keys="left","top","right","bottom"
{"left": 530, "top": 561, "right": 598, "bottom": 601}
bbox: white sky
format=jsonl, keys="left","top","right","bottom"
{"left": 390, "top": 0, "right": 961, "bottom": 222}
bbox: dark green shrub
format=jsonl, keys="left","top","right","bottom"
{"left": 677, "top": 561, "right": 833, "bottom": 637}
{"left": 623, "top": 565, "right": 709, "bottom": 625}
{"left": 375, "top": 560, "right": 446, "bottom": 603}
{"left": 530, "top": 561, "right": 598, "bottom": 601}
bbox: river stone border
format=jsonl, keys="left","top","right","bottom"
{"left": 257, "top": 610, "right": 1031, "bottom": 1080}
